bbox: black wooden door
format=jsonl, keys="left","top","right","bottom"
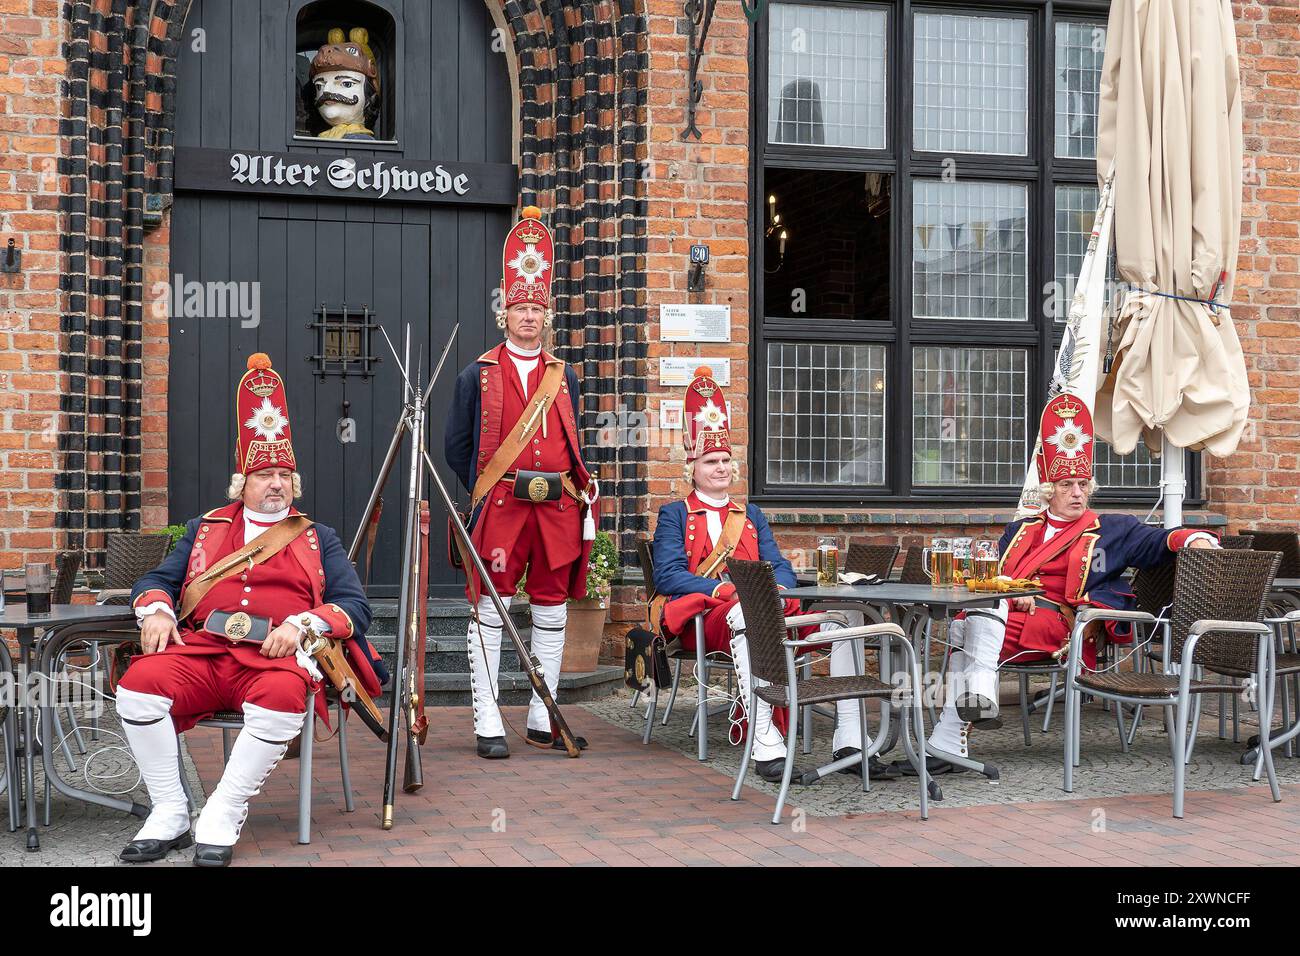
{"left": 168, "top": 0, "right": 512, "bottom": 596}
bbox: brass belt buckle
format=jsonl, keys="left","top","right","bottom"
{"left": 224, "top": 611, "right": 253, "bottom": 643}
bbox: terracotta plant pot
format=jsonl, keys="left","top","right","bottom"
{"left": 561, "top": 596, "right": 608, "bottom": 672}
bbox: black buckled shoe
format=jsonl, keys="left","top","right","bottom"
{"left": 526, "top": 728, "right": 588, "bottom": 751}
{"left": 755, "top": 758, "right": 799, "bottom": 783}
{"left": 832, "top": 748, "right": 902, "bottom": 780}
{"left": 955, "top": 694, "right": 1001, "bottom": 725}
{"left": 192, "top": 843, "right": 233, "bottom": 867}
{"left": 476, "top": 735, "right": 510, "bottom": 759}
{"left": 119, "top": 831, "right": 193, "bottom": 863}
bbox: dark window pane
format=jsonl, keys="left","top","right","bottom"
{"left": 763, "top": 167, "right": 892, "bottom": 321}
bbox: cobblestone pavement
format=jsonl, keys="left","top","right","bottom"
{"left": 8, "top": 693, "right": 1300, "bottom": 866}
{"left": 0, "top": 702, "right": 204, "bottom": 867}
{"left": 586, "top": 683, "right": 1298, "bottom": 814}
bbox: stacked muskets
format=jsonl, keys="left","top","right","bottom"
{"left": 347, "top": 325, "right": 581, "bottom": 832}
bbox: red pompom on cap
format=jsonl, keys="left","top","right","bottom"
{"left": 521, "top": 205, "right": 542, "bottom": 220}
{"left": 247, "top": 352, "right": 273, "bottom": 371}
{"left": 694, "top": 365, "right": 714, "bottom": 378}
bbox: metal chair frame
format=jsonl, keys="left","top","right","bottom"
{"left": 177, "top": 690, "right": 355, "bottom": 845}
{"left": 727, "top": 559, "right": 930, "bottom": 823}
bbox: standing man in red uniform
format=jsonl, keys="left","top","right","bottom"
{"left": 445, "top": 205, "right": 598, "bottom": 759}
{"left": 117, "top": 354, "right": 381, "bottom": 865}
{"left": 925, "top": 394, "right": 1216, "bottom": 770}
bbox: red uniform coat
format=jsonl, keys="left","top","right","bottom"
{"left": 131, "top": 503, "right": 378, "bottom": 731}
{"left": 996, "top": 510, "right": 1207, "bottom": 668}
{"left": 463, "top": 343, "right": 596, "bottom": 600}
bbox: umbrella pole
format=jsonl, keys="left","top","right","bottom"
{"left": 1162, "top": 432, "right": 1185, "bottom": 529}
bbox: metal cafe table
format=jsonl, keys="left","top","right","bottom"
{"left": 0, "top": 603, "right": 137, "bottom": 850}
{"left": 783, "top": 581, "right": 1043, "bottom": 791}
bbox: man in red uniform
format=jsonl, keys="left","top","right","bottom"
{"left": 444, "top": 205, "right": 598, "bottom": 759}
{"left": 651, "top": 369, "right": 869, "bottom": 781}
{"left": 925, "top": 394, "right": 1216, "bottom": 769}
{"left": 117, "top": 354, "right": 380, "bottom": 865}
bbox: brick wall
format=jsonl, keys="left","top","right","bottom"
{"left": 617, "top": 0, "right": 1300, "bottom": 651}
{"left": 1205, "top": 0, "right": 1300, "bottom": 532}
{"left": 0, "top": 0, "right": 63, "bottom": 573}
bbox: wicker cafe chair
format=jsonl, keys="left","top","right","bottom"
{"left": 631, "top": 538, "right": 733, "bottom": 759}
{"left": 52, "top": 553, "right": 82, "bottom": 606}
{"left": 1219, "top": 535, "right": 1255, "bottom": 550}
{"left": 1243, "top": 531, "right": 1300, "bottom": 578}
{"left": 1062, "top": 548, "right": 1282, "bottom": 817}
{"left": 726, "top": 558, "right": 930, "bottom": 823}
{"left": 845, "top": 542, "right": 900, "bottom": 580}
{"left": 175, "top": 689, "right": 356, "bottom": 846}
{"left": 81, "top": 533, "right": 175, "bottom": 742}
{"left": 899, "top": 546, "right": 929, "bottom": 585}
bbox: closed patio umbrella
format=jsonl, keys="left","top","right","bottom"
{"left": 1094, "top": 0, "right": 1249, "bottom": 526}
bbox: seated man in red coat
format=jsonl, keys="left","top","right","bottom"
{"left": 925, "top": 394, "right": 1217, "bottom": 771}
{"left": 652, "top": 369, "right": 869, "bottom": 782}
{"left": 117, "top": 354, "right": 381, "bottom": 865}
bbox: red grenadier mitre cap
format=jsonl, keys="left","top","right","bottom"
{"left": 501, "top": 205, "right": 554, "bottom": 308}
{"left": 683, "top": 366, "right": 731, "bottom": 462}
{"left": 236, "top": 353, "right": 297, "bottom": 474}
{"left": 1036, "top": 393, "right": 1093, "bottom": 484}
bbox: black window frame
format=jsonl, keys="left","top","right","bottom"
{"left": 750, "top": 0, "right": 1201, "bottom": 508}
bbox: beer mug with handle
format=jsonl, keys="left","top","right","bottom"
{"left": 923, "top": 538, "right": 954, "bottom": 587}
{"left": 975, "top": 539, "right": 1000, "bottom": 581}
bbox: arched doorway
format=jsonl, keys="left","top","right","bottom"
{"left": 166, "top": 0, "right": 515, "bottom": 595}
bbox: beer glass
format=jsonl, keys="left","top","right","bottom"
{"left": 923, "top": 538, "right": 954, "bottom": 587}
{"left": 25, "top": 562, "right": 51, "bottom": 616}
{"left": 952, "top": 537, "right": 974, "bottom": 584}
{"left": 975, "top": 539, "right": 1000, "bottom": 581}
{"left": 816, "top": 536, "right": 840, "bottom": 587}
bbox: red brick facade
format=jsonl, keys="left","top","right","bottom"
{"left": 0, "top": 0, "right": 1296, "bottom": 637}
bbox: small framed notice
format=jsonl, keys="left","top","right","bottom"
{"left": 659, "top": 401, "right": 684, "bottom": 430}
{"left": 659, "top": 357, "right": 731, "bottom": 387}
{"left": 660, "top": 304, "right": 731, "bottom": 343}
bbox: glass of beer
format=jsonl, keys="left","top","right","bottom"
{"left": 952, "top": 537, "right": 974, "bottom": 584}
{"left": 25, "top": 562, "right": 51, "bottom": 616}
{"left": 816, "top": 537, "right": 840, "bottom": 587}
{"left": 923, "top": 538, "right": 955, "bottom": 587}
{"left": 975, "top": 539, "right": 1000, "bottom": 581}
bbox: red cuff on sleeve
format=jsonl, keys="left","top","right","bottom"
{"left": 310, "top": 603, "right": 354, "bottom": 639}
{"left": 132, "top": 589, "right": 174, "bottom": 610}
{"left": 1168, "top": 529, "right": 1215, "bottom": 549}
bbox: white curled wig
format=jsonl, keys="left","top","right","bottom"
{"left": 1039, "top": 477, "right": 1098, "bottom": 503}
{"left": 681, "top": 458, "right": 742, "bottom": 486}
{"left": 227, "top": 472, "right": 303, "bottom": 501}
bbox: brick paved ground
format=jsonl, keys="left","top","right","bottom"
{"left": 167, "top": 703, "right": 1300, "bottom": 867}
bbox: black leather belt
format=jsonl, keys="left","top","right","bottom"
{"left": 203, "top": 610, "right": 272, "bottom": 645}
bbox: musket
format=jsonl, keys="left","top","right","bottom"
{"left": 380, "top": 328, "right": 458, "bottom": 825}
{"left": 414, "top": 499, "right": 430, "bottom": 746}
{"left": 401, "top": 372, "right": 426, "bottom": 796}
{"left": 422, "top": 440, "right": 582, "bottom": 758}
{"left": 361, "top": 497, "right": 383, "bottom": 587}
{"left": 381, "top": 329, "right": 420, "bottom": 829}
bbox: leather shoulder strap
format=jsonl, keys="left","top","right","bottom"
{"left": 471, "top": 361, "right": 566, "bottom": 509}
{"left": 697, "top": 510, "right": 748, "bottom": 580}
{"left": 177, "top": 515, "right": 312, "bottom": 621}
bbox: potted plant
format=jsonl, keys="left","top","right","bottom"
{"left": 561, "top": 531, "right": 618, "bottom": 673}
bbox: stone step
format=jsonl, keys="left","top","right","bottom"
{"left": 368, "top": 632, "right": 530, "bottom": 674}
{"left": 377, "top": 666, "right": 625, "bottom": 707}
{"left": 367, "top": 598, "right": 531, "bottom": 638}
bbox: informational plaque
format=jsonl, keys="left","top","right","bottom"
{"left": 659, "top": 357, "right": 731, "bottom": 387}
{"left": 659, "top": 304, "right": 731, "bottom": 343}
{"left": 659, "top": 401, "right": 684, "bottom": 430}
